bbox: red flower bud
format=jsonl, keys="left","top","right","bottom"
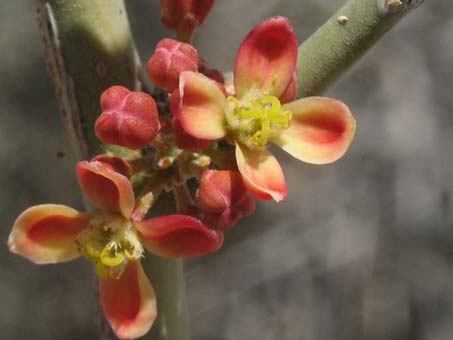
{"left": 95, "top": 86, "right": 160, "bottom": 149}
{"left": 160, "top": 0, "right": 215, "bottom": 42}
{"left": 197, "top": 170, "right": 256, "bottom": 230}
{"left": 198, "top": 58, "right": 224, "bottom": 84}
{"left": 147, "top": 38, "right": 198, "bottom": 92}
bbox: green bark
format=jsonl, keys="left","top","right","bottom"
{"left": 297, "top": 0, "right": 424, "bottom": 97}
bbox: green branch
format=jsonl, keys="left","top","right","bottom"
{"left": 33, "top": 1, "right": 188, "bottom": 339}
{"left": 297, "top": 0, "right": 424, "bottom": 97}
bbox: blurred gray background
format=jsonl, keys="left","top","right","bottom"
{"left": 1, "top": 0, "right": 453, "bottom": 339}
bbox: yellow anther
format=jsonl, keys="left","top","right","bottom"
{"left": 157, "top": 156, "right": 174, "bottom": 169}
{"left": 100, "top": 246, "right": 125, "bottom": 267}
{"left": 77, "top": 216, "right": 144, "bottom": 278}
{"left": 225, "top": 91, "right": 292, "bottom": 150}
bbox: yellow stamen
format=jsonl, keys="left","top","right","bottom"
{"left": 225, "top": 89, "right": 292, "bottom": 150}
{"left": 76, "top": 215, "right": 144, "bottom": 279}
{"left": 100, "top": 245, "right": 126, "bottom": 267}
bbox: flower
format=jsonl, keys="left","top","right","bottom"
{"left": 160, "top": 0, "right": 215, "bottom": 42}
{"left": 174, "top": 16, "right": 356, "bottom": 202}
{"left": 8, "top": 158, "right": 223, "bottom": 339}
{"left": 95, "top": 86, "right": 161, "bottom": 149}
{"left": 197, "top": 170, "right": 256, "bottom": 230}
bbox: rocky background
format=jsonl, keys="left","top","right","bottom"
{"left": 1, "top": 0, "right": 452, "bottom": 339}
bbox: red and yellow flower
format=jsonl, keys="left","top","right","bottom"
{"left": 8, "top": 158, "right": 223, "bottom": 339}
{"left": 174, "top": 17, "right": 356, "bottom": 202}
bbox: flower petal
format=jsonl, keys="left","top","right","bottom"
{"left": 8, "top": 204, "right": 89, "bottom": 264}
{"left": 273, "top": 97, "right": 357, "bottom": 164}
{"left": 235, "top": 143, "right": 287, "bottom": 202}
{"left": 279, "top": 72, "right": 297, "bottom": 104}
{"left": 172, "top": 117, "right": 211, "bottom": 151}
{"left": 100, "top": 261, "right": 156, "bottom": 340}
{"left": 234, "top": 16, "right": 297, "bottom": 98}
{"left": 178, "top": 71, "right": 226, "bottom": 140}
{"left": 135, "top": 215, "right": 223, "bottom": 258}
{"left": 91, "top": 154, "right": 132, "bottom": 178}
{"left": 77, "top": 161, "right": 135, "bottom": 218}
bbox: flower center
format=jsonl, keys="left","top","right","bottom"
{"left": 225, "top": 89, "right": 292, "bottom": 150}
{"left": 76, "top": 215, "right": 143, "bottom": 279}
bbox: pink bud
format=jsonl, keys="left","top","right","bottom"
{"left": 160, "top": 0, "right": 215, "bottom": 41}
{"left": 197, "top": 170, "right": 256, "bottom": 230}
{"left": 147, "top": 38, "right": 198, "bottom": 92}
{"left": 95, "top": 86, "right": 160, "bottom": 149}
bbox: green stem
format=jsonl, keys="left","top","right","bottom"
{"left": 297, "top": 0, "right": 424, "bottom": 97}
{"left": 33, "top": 1, "right": 188, "bottom": 339}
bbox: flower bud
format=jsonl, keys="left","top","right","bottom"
{"left": 147, "top": 38, "right": 198, "bottom": 92}
{"left": 95, "top": 86, "right": 160, "bottom": 149}
{"left": 160, "top": 0, "right": 214, "bottom": 42}
{"left": 197, "top": 170, "right": 256, "bottom": 230}
{"left": 199, "top": 58, "right": 224, "bottom": 84}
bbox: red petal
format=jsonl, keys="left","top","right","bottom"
{"left": 234, "top": 16, "right": 297, "bottom": 98}
{"left": 135, "top": 215, "right": 223, "bottom": 258}
{"left": 178, "top": 71, "right": 227, "bottom": 140}
{"left": 91, "top": 154, "right": 132, "bottom": 178}
{"left": 273, "top": 97, "right": 357, "bottom": 164}
{"left": 235, "top": 143, "right": 287, "bottom": 202}
{"left": 8, "top": 204, "right": 89, "bottom": 264}
{"left": 279, "top": 72, "right": 297, "bottom": 104}
{"left": 172, "top": 117, "right": 211, "bottom": 151}
{"left": 77, "top": 161, "right": 135, "bottom": 218}
{"left": 96, "top": 86, "right": 161, "bottom": 149}
{"left": 100, "top": 261, "right": 156, "bottom": 339}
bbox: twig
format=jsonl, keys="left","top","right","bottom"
{"left": 297, "top": 0, "right": 424, "bottom": 97}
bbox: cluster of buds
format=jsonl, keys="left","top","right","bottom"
{"left": 8, "top": 1, "right": 357, "bottom": 339}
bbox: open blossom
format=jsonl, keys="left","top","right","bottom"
{"left": 8, "top": 157, "right": 223, "bottom": 339}
{"left": 174, "top": 17, "right": 356, "bottom": 202}
{"left": 95, "top": 86, "right": 161, "bottom": 149}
